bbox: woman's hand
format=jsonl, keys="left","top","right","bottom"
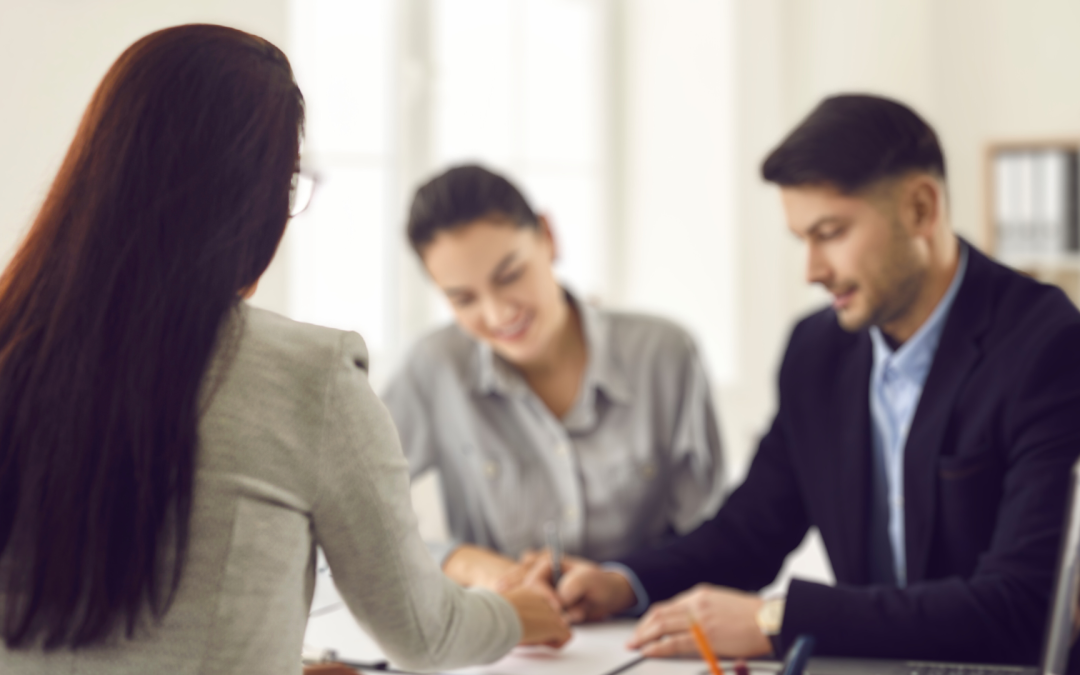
{"left": 522, "top": 553, "right": 637, "bottom": 623}
{"left": 500, "top": 586, "right": 573, "bottom": 648}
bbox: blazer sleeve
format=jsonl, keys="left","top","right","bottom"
{"left": 617, "top": 335, "right": 812, "bottom": 602}
{"left": 778, "top": 322, "right": 1080, "bottom": 664}
{"left": 312, "top": 332, "right": 520, "bottom": 671}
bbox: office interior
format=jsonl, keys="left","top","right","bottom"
{"left": 3, "top": 0, "right": 1078, "bottom": 593}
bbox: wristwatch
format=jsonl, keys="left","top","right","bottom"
{"left": 756, "top": 597, "right": 786, "bottom": 636}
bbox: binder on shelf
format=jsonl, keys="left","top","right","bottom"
{"left": 992, "top": 147, "right": 1079, "bottom": 259}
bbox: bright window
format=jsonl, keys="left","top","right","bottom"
{"left": 287, "top": 0, "right": 393, "bottom": 350}
{"left": 433, "top": 0, "right": 608, "bottom": 302}
{"left": 287, "top": 0, "right": 609, "bottom": 354}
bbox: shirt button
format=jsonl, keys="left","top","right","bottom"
{"left": 641, "top": 463, "right": 656, "bottom": 479}
{"left": 563, "top": 506, "right": 578, "bottom": 521}
{"left": 483, "top": 461, "right": 498, "bottom": 478}
{"left": 554, "top": 442, "right": 569, "bottom": 457}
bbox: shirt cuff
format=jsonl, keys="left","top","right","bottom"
{"left": 601, "top": 562, "right": 650, "bottom": 617}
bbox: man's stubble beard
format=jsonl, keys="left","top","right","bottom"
{"left": 837, "top": 218, "right": 925, "bottom": 335}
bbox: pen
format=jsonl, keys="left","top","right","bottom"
{"left": 689, "top": 616, "right": 724, "bottom": 675}
{"left": 778, "top": 635, "right": 816, "bottom": 675}
{"left": 545, "top": 520, "right": 563, "bottom": 586}
{"left": 302, "top": 646, "right": 389, "bottom": 671}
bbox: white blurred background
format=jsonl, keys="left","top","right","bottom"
{"left": 5, "top": 0, "right": 1080, "bottom": 590}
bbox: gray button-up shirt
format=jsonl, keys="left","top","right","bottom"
{"left": 382, "top": 295, "right": 726, "bottom": 564}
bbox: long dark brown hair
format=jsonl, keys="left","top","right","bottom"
{"left": 0, "top": 24, "right": 304, "bottom": 649}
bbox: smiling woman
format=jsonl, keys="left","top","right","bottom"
{"left": 383, "top": 164, "right": 728, "bottom": 594}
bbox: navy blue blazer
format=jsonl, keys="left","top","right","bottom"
{"left": 619, "top": 243, "right": 1080, "bottom": 663}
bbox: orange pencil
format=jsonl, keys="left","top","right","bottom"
{"left": 689, "top": 618, "right": 724, "bottom": 675}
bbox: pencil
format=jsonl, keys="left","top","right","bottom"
{"left": 689, "top": 618, "right": 724, "bottom": 675}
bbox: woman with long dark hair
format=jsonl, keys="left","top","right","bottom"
{"left": 0, "top": 24, "right": 568, "bottom": 674}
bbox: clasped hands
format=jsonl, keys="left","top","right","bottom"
{"left": 448, "top": 544, "right": 772, "bottom": 658}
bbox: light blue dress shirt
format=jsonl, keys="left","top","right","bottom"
{"left": 868, "top": 244, "right": 968, "bottom": 587}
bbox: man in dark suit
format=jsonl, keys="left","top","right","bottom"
{"left": 542, "top": 95, "right": 1080, "bottom": 664}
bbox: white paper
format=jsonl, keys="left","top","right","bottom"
{"left": 445, "top": 620, "right": 642, "bottom": 675}
{"left": 304, "top": 602, "right": 388, "bottom": 666}
{"left": 305, "top": 566, "right": 387, "bottom": 665}
{"left": 616, "top": 658, "right": 780, "bottom": 675}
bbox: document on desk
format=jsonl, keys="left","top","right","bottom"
{"left": 617, "top": 658, "right": 781, "bottom": 675}
{"left": 445, "top": 620, "right": 642, "bottom": 675}
{"left": 305, "top": 602, "right": 389, "bottom": 665}
{"left": 305, "top": 601, "right": 642, "bottom": 675}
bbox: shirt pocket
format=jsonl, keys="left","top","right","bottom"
{"left": 577, "top": 436, "right": 669, "bottom": 551}
{"left": 462, "top": 442, "right": 547, "bottom": 556}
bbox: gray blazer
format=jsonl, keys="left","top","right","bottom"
{"left": 0, "top": 304, "right": 520, "bottom": 675}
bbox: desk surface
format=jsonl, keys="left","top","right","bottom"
{"left": 308, "top": 605, "right": 645, "bottom": 675}
{"left": 306, "top": 569, "right": 648, "bottom": 675}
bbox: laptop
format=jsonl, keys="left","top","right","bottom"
{"left": 794, "top": 457, "right": 1080, "bottom": 675}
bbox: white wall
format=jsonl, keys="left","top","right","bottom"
{"left": 617, "top": 0, "right": 737, "bottom": 390}
{"left": 0, "top": 0, "right": 291, "bottom": 315}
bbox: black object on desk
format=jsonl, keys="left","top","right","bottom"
{"left": 779, "top": 636, "right": 816, "bottom": 675}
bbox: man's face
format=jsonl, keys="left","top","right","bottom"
{"left": 781, "top": 181, "right": 927, "bottom": 334}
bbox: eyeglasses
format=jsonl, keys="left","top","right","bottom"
{"left": 289, "top": 170, "right": 318, "bottom": 217}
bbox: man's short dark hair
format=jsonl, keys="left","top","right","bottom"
{"left": 406, "top": 164, "right": 538, "bottom": 254}
{"left": 761, "top": 94, "right": 946, "bottom": 193}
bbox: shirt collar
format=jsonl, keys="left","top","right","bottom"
{"left": 470, "top": 289, "right": 632, "bottom": 409}
{"left": 575, "top": 294, "right": 632, "bottom": 405}
{"left": 870, "top": 241, "right": 969, "bottom": 382}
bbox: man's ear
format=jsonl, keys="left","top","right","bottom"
{"left": 906, "top": 175, "right": 942, "bottom": 237}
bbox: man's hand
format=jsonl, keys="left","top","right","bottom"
{"left": 523, "top": 555, "right": 637, "bottom": 623}
{"left": 627, "top": 584, "right": 771, "bottom": 658}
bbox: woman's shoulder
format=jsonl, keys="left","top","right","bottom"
{"left": 208, "top": 305, "right": 371, "bottom": 411}
{"left": 241, "top": 304, "right": 369, "bottom": 371}
{"left": 393, "top": 322, "right": 477, "bottom": 380}
{"left": 199, "top": 305, "right": 379, "bottom": 479}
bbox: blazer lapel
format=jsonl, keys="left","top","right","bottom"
{"left": 832, "top": 330, "right": 874, "bottom": 585}
{"left": 903, "top": 244, "right": 993, "bottom": 583}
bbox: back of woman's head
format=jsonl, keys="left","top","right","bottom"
{"left": 0, "top": 24, "right": 304, "bottom": 649}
